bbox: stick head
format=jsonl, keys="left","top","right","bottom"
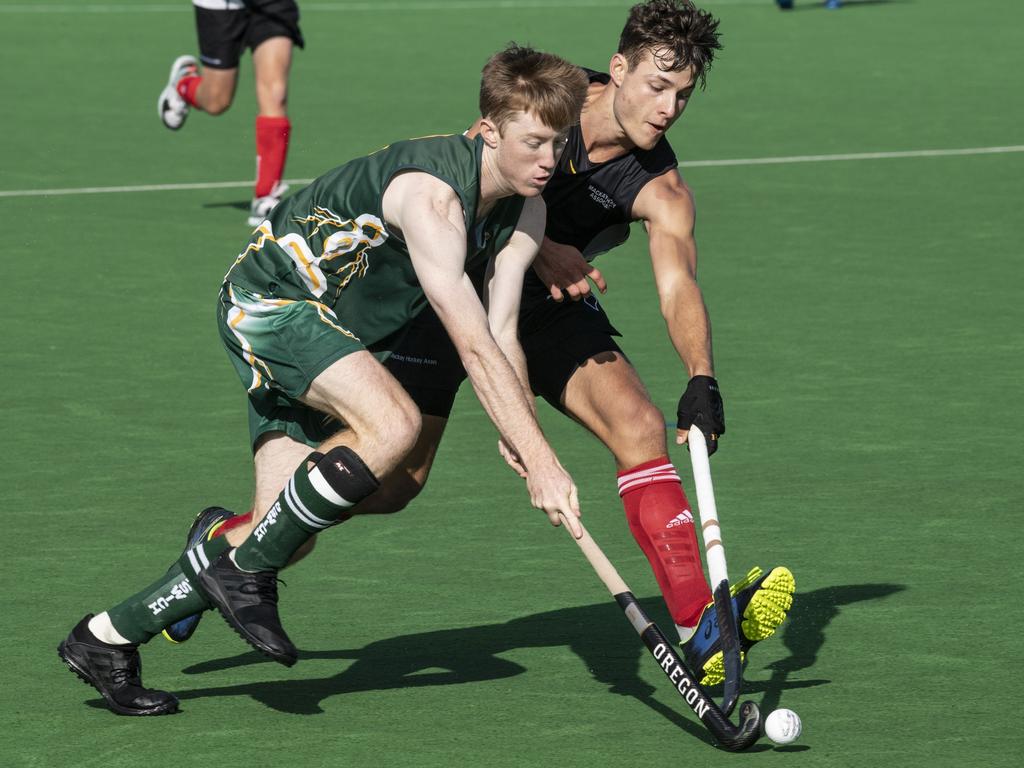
{"left": 726, "top": 701, "right": 762, "bottom": 751}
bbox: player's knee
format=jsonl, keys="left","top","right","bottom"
{"left": 607, "top": 400, "right": 666, "bottom": 457}
{"left": 374, "top": 397, "right": 422, "bottom": 459}
{"left": 631, "top": 401, "right": 668, "bottom": 441}
{"left": 204, "top": 94, "right": 233, "bottom": 115}
{"left": 256, "top": 80, "right": 288, "bottom": 114}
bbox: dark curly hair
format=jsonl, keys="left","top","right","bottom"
{"left": 618, "top": 0, "right": 723, "bottom": 88}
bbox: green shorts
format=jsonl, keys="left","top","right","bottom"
{"left": 217, "top": 283, "right": 360, "bottom": 450}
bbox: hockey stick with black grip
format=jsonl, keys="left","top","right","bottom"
{"left": 558, "top": 515, "right": 761, "bottom": 751}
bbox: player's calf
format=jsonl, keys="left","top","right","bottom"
{"left": 197, "top": 446, "right": 380, "bottom": 665}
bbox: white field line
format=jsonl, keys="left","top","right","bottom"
{"left": 1, "top": 145, "right": 1021, "bottom": 199}
{"left": 680, "top": 145, "right": 1024, "bottom": 168}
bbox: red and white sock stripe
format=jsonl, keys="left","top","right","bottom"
{"left": 617, "top": 462, "right": 681, "bottom": 496}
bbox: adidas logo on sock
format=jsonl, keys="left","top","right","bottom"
{"left": 666, "top": 510, "right": 694, "bottom": 528}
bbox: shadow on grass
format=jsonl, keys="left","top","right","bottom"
{"left": 754, "top": 583, "right": 907, "bottom": 715}
{"left": 137, "top": 582, "right": 903, "bottom": 732}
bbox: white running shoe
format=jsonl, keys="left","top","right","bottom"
{"left": 158, "top": 55, "right": 199, "bottom": 131}
{"left": 248, "top": 182, "right": 289, "bottom": 227}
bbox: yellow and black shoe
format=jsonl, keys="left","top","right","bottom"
{"left": 161, "top": 507, "right": 233, "bottom": 644}
{"left": 680, "top": 565, "right": 796, "bottom": 686}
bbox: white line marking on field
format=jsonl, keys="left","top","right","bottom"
{"left": 1, "top": 146, "right": 1021, "bottom": 199}
{"left": 680, "top": 145, "right": 1024, "bottom": 168}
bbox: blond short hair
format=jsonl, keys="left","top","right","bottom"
{"left": 479, "top": 44, "right": 588, "bottom": 132}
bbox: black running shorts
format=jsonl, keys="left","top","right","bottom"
{"left": 194, "top": 0, "right": 304, "bottom": 70}
{"left": 384, "top": 280, "right": 623, "bottom": 418}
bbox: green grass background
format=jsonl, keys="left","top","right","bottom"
{"left": 2, "top": 1, "right": 1022, "bottom": 766}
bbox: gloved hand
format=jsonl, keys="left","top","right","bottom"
{"left": 676, "top": 375, "right": 725, "bottom": 455}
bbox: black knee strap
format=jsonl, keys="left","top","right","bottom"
{"left": 313, "top": 446, "right": 380, "bottom": 505}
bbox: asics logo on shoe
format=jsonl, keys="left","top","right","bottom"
{"left": 666, "top": 510, "right": 694, "bottom": 528}
{"left": 703, "top": 611, "right": 719, "bottom": 640}
{"left": 148, "top": 577, "right": 194, "bottom": 615}
{"left": 254, "top": 502, "right": 281, "bottom": 542}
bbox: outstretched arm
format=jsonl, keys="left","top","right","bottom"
{"left": 633, "top": 170, "right": 725, "bottom": 452}
{"left": 381, "top": 172, "right": 581, "bottom": 532}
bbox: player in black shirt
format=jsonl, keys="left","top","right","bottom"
{"left": 381, "top": 1, "right": 795, "bottom": 686}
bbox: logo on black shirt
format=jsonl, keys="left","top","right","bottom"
{"left": 588, "top": 185, "right": 616, "bottom": 210}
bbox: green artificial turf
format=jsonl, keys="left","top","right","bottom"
{"left": 2, "top": 1, "right": 1022, "bottom": 766}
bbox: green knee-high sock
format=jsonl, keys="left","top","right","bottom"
{"left": 233, "top": 450, "right": 378, "bottom": 571}
{"left": 106, "top": 535, "right": 232, "bottom": 644}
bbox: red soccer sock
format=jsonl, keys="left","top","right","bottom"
{"left": 211, "top": 511, "right": 253, "bottom": 539}
{"left": 176, "top": 76, "right": 203, "bottom": 109}
{"left": 618, "top": 456, "right": 711, "bottom": 628}
{"left": 254, "top": 115, "right": 291, "bottom": 198}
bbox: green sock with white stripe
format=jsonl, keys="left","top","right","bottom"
{"left": 105, "top": 536, "right": 232, "bottom": 644}
{"left": 233, "top": 447, "right": 380, "bottom": 572}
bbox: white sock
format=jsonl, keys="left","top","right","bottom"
{"left": 676, "top": 624, "right": 696, "bottom": 644}
{"left": 88, "top": 612, "right": 132, "bottom": 645}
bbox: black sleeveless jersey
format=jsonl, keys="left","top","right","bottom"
{"left": 541, "top": 69, "right": 678, "bottom": 258}
{"left": 516, "top": 69, "right": 679, "bottom": 333}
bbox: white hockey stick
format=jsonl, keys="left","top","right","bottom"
{"left": 688, "top": 425, "right": 742, "bottom": 714}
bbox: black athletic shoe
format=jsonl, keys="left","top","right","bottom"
{"left": 162, "top": 506, "right": 234, "bottom": 644}
{"left": 195, "top": 551, "right": 298, "bottom": 667}
{"left": 58, "top": 615, "right": 179, "bottom": 716}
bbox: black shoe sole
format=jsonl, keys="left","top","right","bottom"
{"left": 213, "top": 609, "right": 298, "bottom": 667}
{"left": 57, "top": 642, "right": 179, "bottom": 716}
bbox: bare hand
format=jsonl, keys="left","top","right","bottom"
{"left": 525, "top": 459, "right": 582, "bottom": 538}
{"left": 534, "top": 237, "right": 607, "bottom": 302}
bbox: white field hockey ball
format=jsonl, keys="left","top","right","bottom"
{"left": 764, "top": 708, "right": 802, "bottom": 745}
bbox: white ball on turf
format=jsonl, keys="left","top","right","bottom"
{"left": 764, "top": 708, "right": 802, "bottom": 745}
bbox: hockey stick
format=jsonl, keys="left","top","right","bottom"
{"left": 687, "top": 425, "right": 744, "bottom": 716}
{"left": 558, "top": 515, "right": 762, "bottom": 751}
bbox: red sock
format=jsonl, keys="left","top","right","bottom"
{"left": 254, "top": 115, "right": 291, "bottom": 197}
{"left": 176, "top": 76, "right": 202, "bottom": 109}
{"left": 211, "top": 511, "right": 253, "bottom": 538}
{"left": 618, "top": 457, "right": 711, "bottom": 628}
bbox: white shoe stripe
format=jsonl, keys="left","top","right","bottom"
{"left": 186, "top": 548, "right": 202, "bottom": 575}
{"left": 195, "top": 542, "right": 210, "bottom": 570}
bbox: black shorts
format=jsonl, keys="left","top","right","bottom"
{"left": 195, "top": 0, "right": 304, "bottom": 70}
{"left": 384, "top": 278, "right": 623, "bottom": 418}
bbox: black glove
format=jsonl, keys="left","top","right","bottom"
{"left": 676, "top": 375, "right": 726, "bottom": 455}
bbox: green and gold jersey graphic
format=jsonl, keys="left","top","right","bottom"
{"left": 226, "top": 134, "right": 525, "bottom": 348}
